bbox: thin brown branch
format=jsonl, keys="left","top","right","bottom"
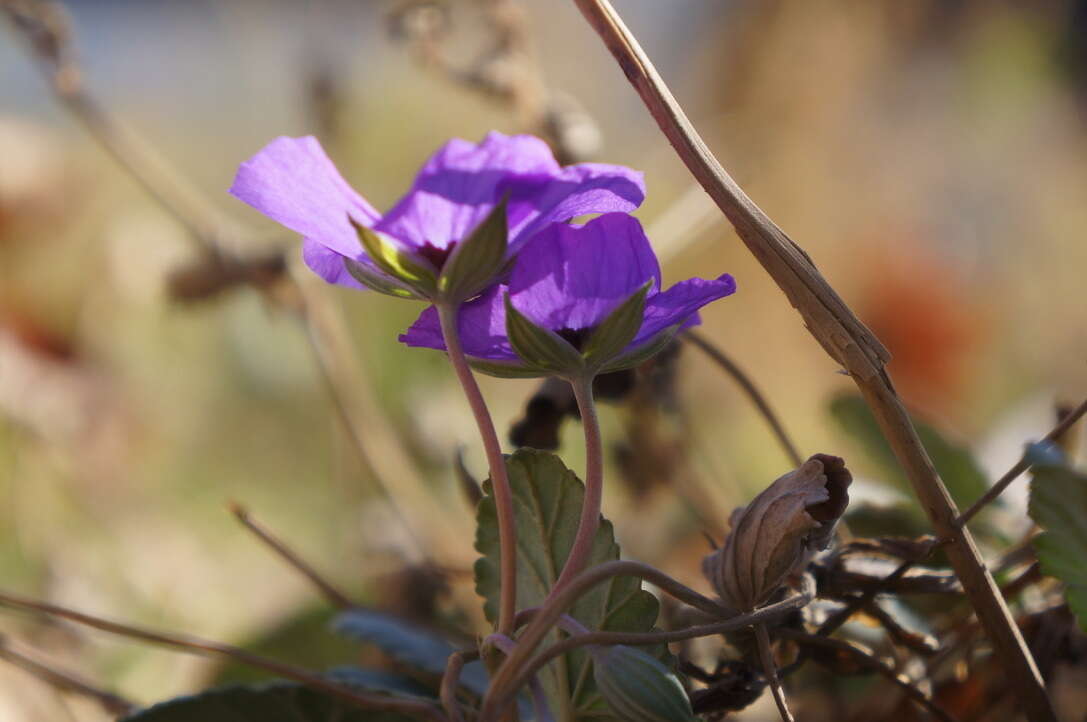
{"left": 569, "top": 2, "right": 1054, "bottom": 718}
{"left": 0, "top": 590, "right": 447, "bottom": 722}
{"left": 229, "top": 502, "right": 355, "bottom": 610}
{"left": 755, "top": 623, "right": 794, "bottom": 722}
{"left": 956, "top": 398, "right": 1087, "bottom": 527}
{"left": 684, "top": 330, "right": 803, "bottom": 467}
{"left": 0, "top": 634, "right": 135, "bottom": 717}
{"left": 777, "top": 629, "right": 957, "bottom": 722}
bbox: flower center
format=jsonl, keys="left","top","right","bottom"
{"left": 556, "top": 327, "right": 593, "bottom": 351}
{"left": 416, "top": 241, "right": 457, "bottom": 271}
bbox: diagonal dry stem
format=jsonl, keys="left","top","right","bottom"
{"left": 568, "top": 2, "right": 1054, "bottom": 719}
{"left": 0, "top": 634, "right": 135, "bottom": 717}
{"left": 0, "top": 591, "right": 447, "bottom": 721}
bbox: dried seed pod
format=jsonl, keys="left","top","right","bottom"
{"left": 703, "top": 454, "right": 851, "bottom": 612}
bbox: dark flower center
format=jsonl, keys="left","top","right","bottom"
{"left": 556, "top": 327, "right": 593, "bottom": 351}
{"left": 416, "top": 241, "right": 457, "bottom": 271}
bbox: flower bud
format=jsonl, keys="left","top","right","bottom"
{"left": 703, "top": 454, "right": 851, "bottom": 612}
{"left": 590, "top": 645, "right": 696, "bottom": 722}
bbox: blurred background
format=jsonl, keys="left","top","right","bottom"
{"left": 1, "top": 0, "right": 1086, "bottom": 719}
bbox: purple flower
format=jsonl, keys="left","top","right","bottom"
{"left": 229, "top": 132, "right": 645, "bottom": 299}
{"left": 401, "top": 213, "right": 736, "bottom": 377}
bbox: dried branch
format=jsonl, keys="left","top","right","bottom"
{"left": 777, "top": 628, "right": 956, "bottom": 722}
{"left": 755, "top": 623, "right": 794, "bottom": 722}
{"left": 2, "top": 0, "right": 467, "bottom": 564}
{"left": 568, "top": 2, "right": 1054, "bottom": 718}
{"left": 956, "top": 397, "right": 1087, "bottom": 527}
{"left": 229, "top": 502, "right": 355, "bottom": 610}
{"left": 684, "top": 330, "right": 802, "bottom": 467}
{"left": 0, "top": 634, "right": 135, "bottom": 717}
{"left": 0, "top": 591, "right": 447, "bottom": 722}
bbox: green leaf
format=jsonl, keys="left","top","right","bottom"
{"left": 829, "top": 393, "right": 989, "bottom": 511}
{"left": 1029, "top": 457, "right": 1087, "bottom": 632}
{"left": 343, "top": 257, "right": 421, "bottom": 299}
{"left": 504, "top": 295, "right": 585, "bottom": 375}
{"left": 582, "top": 282, "right": 651, "bottom": 371}
{"left": 332, "top": 608, "right": 489, "bottom": 695}
{"left": 350, "top": 218, "right": 438, "bottom": 296}
{"left": 475, "top": 449, "right": 662, "bottom": 718}
{"left": 120, "top": 675, "right": 420, "bottom": 722}
{"left": 438, "top": 198, "right": 509, "bottom": 301}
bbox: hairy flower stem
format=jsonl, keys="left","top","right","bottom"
{"left": 549, "top": 375, "right": 603, "bottom": 596}
{"left": 437, "top": 302, "right": 517, "bottom": 635}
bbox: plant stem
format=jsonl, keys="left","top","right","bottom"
{"left": 956, "top": 397, "right": 1087, "bottom": 527}
{"left": 0, "top": 590, "right": 446, "bottom": 722}
{"left": 569, "top": 2, "right": 1054, "bottom": 718}
{"left": 229, "top": 502, "right": 354, "bottom": 610}
{"left": 478, "top": 559, "right": 808, "bottom": 721}
{"left": 0, "top": 634, "right": 135, "bottom": 717}
{"left": 550, "top": 375, "right": 603, "bottom": 595}
{"left": 482, "top": 587, "right": 811, "bottom": 721}
{"left": 437, "top": 302, "right": 517, "bottom": 635}
{"left": 684, "top": 330, "right": 802, "bottom": 467}
{"left": 755, "top": 623, "right": 794, "bottom": 722}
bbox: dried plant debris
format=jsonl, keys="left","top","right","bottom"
{"left": 704, "top": 454, "right": 852, "bottom": 612}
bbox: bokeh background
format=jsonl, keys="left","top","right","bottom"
{"left": 2, "top": 0, "right": 1086, "bottom": 719}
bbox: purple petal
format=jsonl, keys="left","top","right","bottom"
{"left": 630, "top": 274, "right": 737, "bottom": 348}
{"left": 375, "top": 132, "right": 645, "bottom": 253}
{"left": 399, "top": 285, "right": 518, "bottom": 361}
{"left": 509, "top": 213, "right": 661, "bottom": 331}
{"left": 230, "top": 136, "right": 383, "bottom": 286}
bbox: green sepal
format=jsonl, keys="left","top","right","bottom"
{"left": 504, "top": 294, "right": 585, "bottom": 375}
{"left": 467, "top": 357, "right": 545, "bottom": 379}
{"left": 581, "top": 280, "right": 652, "bottom": 371}
{"left": 438, "top": 198, "right": 509, "bottom": 302}
{"left": 599, "top": 324, "right": 682, "bottom": 373}
{"left": 349, "top": 217, "right": 438, "bottom": 297}
{"left": 591, "top": 645, "right": 696, "bottom": 722}
{"left": 342, "top": 258, "right": 423, "bottom": 299}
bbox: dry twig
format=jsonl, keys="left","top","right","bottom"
{"left": 568, "top": 2, "right": 1054, "bottom": 717}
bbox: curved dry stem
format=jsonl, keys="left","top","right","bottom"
{"left": 684, "top": 330, "right": 802, "bottom": 467}
{"left": 0, "top": 590, "right": 447, "bottom": 722}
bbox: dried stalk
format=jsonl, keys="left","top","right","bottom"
{"left": 568, "top": 1, "right": 1054, "bottom": 719}
{"left": 2, "top": 0, "right": 468, "bottom": 563}
{"left": 684, "top": 330, "right": 802, "bottom": 467}
{"left": 956, "top": 397, "right": 1087, "bottom": 527}
{"left": 0, "top": 591, "right": 447, "bottom": 722}
{"left": 0, "top": 635, "right": 135, "bottom": 717}
{"left": 229, "top": 502, "right": 355, "bottom": 610}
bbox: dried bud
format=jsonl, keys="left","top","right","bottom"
{"left": 703, "top": 454, "right": 851, "bottom": 612}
